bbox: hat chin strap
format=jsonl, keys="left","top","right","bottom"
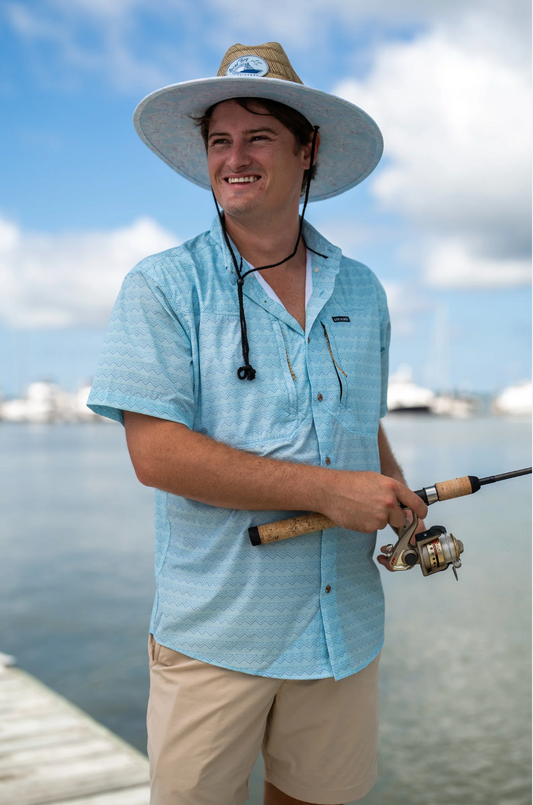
{"left": 213, "top": 125, "right": 324, "bottom": 381}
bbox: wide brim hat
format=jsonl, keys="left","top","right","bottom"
{"left": 133, "top": 42, "right": 383, "bottom": 203}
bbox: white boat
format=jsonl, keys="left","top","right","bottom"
{"left": 387, "top": 366, "right": 435, "bottom": 413}
{"left": 72, "top": 384, "right": 101, "bottom": 421}
{"left": 492, "top": 381, "right": 532, "bottom": 416}
{"left": 1, "top": 382, "right": 73, "bottom": 423}
{"left": 0, "top": 381, "right": 110, "bottom": 423}
{"left": 430, "top": 394, "right": 477, "bottom": 418}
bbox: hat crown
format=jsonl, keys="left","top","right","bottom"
{"left": 217, "top": 42, "right": 303, "bottom": 85}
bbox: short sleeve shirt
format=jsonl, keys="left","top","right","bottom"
{"left": 88, "top": 217, "right": 391, "bottom": 680}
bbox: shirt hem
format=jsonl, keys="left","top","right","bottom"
{"left": 149, "top": 632, "right": 384, "bottom": 681}
{"left": 87, "top": 398, "right": 194, "bottom": 429}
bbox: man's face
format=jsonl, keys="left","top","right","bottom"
{"left": 207, "top": 99, "right": 311, "bottom": 222}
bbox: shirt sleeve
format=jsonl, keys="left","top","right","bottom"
{"left": 87, "top": 267, "right": 196, "bottom": 427}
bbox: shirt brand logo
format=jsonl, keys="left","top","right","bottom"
{"left": 332, "top": 316, "right": 351, "bottom": 322}
{"left": 226, "top": 56, "right": 269, "bottom": 78}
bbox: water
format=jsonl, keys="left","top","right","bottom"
{"left": 0, "top": 417, "right": 530, "bottom": 804}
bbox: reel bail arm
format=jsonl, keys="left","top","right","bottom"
{"left": 381, "top": 515, "right": 464, "bottom": 580}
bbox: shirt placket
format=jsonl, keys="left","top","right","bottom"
{"left": 221, "top": 222, "right": 348, "bottom": 677}
{"left": 304, "top": 250, "right": 347, "bottom": 676}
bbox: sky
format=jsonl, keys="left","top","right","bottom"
{"left": 0, "top": 0, "right": 531, "bottom": 398}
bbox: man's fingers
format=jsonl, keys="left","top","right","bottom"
{"left": 387, "top": 505, "right": 407, "bottom": 530}
{"left": 377, "top": 554, "right": 393, "bottom": 572}
{"left": 396, "top": 487, "right": 428, "bottom": 520}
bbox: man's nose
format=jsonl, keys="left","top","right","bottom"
{"left": 226, "top": 139, "right": 252, "bottom": 171}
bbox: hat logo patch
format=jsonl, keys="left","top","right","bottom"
{"left": 227, "top": 56, "right": 269, "bottom": 78}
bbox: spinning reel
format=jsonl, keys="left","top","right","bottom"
{"left": 381, "top": 514, "right": 464, "bottom": 580}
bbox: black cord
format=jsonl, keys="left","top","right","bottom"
{"left": 213, "top": 126, "right": 321, "bottom": 380}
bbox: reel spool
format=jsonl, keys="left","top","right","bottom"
{"left": 382, "top": 516, "right": 464, "bottom": 580}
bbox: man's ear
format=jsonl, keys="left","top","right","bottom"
{"left": 303, "top": 131, "right": 321, "bottom": 168}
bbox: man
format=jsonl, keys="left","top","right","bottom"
{"left": 88, "top": 42, "right": 427, "bottom": 805}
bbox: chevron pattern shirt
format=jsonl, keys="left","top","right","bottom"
{"left": 87, "top": 216, "right": 391, "bottom": 680}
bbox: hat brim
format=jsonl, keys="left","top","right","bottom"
{"left": 133, "top": 76, "right": 383, "bottom": 203}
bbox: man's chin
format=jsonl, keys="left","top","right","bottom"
{"left": 221, "top": 198, "right": 262, "bottom": 219}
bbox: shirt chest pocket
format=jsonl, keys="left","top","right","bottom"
{"left": 197, "top": 311, "right": 298, "bottom": 450}
{"left": 318, "top": 312, "right": 383, "bottom": 432}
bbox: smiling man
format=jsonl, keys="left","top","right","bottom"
{"left": 88, "top": 43, "right": 427, "bottom": 805}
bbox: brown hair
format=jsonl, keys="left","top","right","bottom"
{"left": 193, "top": 97, "right": 318, "bottom": 191}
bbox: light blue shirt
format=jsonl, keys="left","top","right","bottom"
{"left": 88, "top": 216, "right": 390, "bottom": 680}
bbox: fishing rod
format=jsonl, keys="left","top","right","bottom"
{"left": 248, "top": 467, "right": 531, "bottom": 580}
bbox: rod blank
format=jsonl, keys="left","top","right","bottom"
{"left": 479, "top": 468, "right": 532, "bottom": 486}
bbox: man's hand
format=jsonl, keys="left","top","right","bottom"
{"left": 318, "top": 470, "right": 428, "bottom": 535}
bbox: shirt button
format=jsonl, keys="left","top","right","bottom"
{"left": 317, "top": 393, "right": 323, "bottom": 401}
{"left": 313, "top": 266, "right": 319, "bottom": 273}
{"left": 325, "top": 585, "right": 332, "bottom": 593}
{"left": 325, "top": 457, "right": 331, "bottom": 465}
{"left": 307, "top": 336, "right": 310, "bottom": 343}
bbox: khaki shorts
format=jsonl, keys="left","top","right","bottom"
{"left": 147, "top": 635, "right": 380, "bottom": 805}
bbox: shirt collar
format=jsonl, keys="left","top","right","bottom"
{"left": 208, "top": 215, "right": 342, "bottom": 287}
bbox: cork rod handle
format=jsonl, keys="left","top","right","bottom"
{"left": 248, "top": 475, "right": 480, "bottom": 546}
{"left": 434, "top": 476, "right": 474, "bottom": 501}
{"left": 249, "top": 513, "right": 336, "bottom": 545}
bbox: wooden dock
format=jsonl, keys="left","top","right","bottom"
{"left": 0, "top": 653, "right": 150, "bottom": 805}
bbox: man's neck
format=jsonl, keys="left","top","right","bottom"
{"left": 223, "top": 211, "right": 303, "bottom": 269}
{"left": 222, "top": 207, "right": 308, "bottom": 330}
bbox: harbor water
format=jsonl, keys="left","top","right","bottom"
{"left": 0, "top": 416, "right": 530, "bottom": 804}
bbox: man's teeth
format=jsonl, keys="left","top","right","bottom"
{"left": 227, "top": 176, "right": 259, "bottom": 184}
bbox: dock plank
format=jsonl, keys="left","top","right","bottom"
{"left": 0, "top": 689, "right": 61, "bottom": 714}
{"left": 0, "top": 726, "right": 107, "bottom": 756}
{"left": 0, "top": 665, "right": 150, "bottom": 805}
{"left": 0, "top": 754, "right": 150, "bottom": 805}
{"left": 52, "top": 786, "right": 150, "bottom": 804}
{"left": 0, "top": 710, "right": 98, "bottom": 743}
{"left": 0, "top": 737, "right": 118, "bottom": 772}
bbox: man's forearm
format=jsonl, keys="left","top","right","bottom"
{"left": 378, "top": 423, "right": 406, "bottom": 485}
{"left": 124, "top": 411, "right": 329, "bottom": 513}
{"left": 123, "top": 412, "right": 427, "bottom": 534}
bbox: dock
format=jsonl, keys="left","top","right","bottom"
{"left": 0, "top": 653, "right": 150, "bottom": 805}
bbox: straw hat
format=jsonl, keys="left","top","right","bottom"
{"left": 133, "top": 42, "right": 383, "bottom": 202}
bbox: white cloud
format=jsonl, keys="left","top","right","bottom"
{"left": 50, "top": 0, "right": 147, "bottom": 20}
{"left": 381, "top": 281, "right": 429, "bottom": 337}
{"left": 3, "top": 0, "right": 182, "bottom": 91}
{"left": 215, "top": 0, "right": 528, "bottom": 48}
{"left": 0, "top": 216, "right": 178, "bottom": 328}
{"left": 425, "top": 240, "right": 531, "bottom": 288}
{"left": 335, "top": 16, "right": 531, "bottom": 288}
{"left": 4, "top": 0, "right": 530, "bottom": 91}
{"left": 311, "top": 218, "right": 396, "bottom": 255}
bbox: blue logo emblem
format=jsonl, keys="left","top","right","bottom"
{"left": 226, "top": 56, "right": 269, "bottom": 78}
